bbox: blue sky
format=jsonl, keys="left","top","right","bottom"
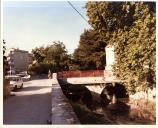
{"left": 3, "top": 1, "right": 91, "bottom": 54}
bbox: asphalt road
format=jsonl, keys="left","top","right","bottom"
{"left": 3, "top": 78, "right": 52, "bottom": 124}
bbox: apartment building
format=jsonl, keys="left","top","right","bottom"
{"left": 5, "top": 48, "right": 32, "bottom": 75}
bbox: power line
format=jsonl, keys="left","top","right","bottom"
{"left": 67, "top": 1, "right": 89, "bottom": 24}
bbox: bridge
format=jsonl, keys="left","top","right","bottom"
{"left": 51, "top": 71, "right": 155, "bottom": 124}
{"left": 50, "top": 71, "right": 126, "bottom": 124}
{"left": 57, "top": 70, "right": 121, "bottom": 85}
{"left": 56, "top": 70, "right": 124, "bottom": 104}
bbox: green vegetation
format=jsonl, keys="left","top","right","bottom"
{"left": 3, "top": 40, "right": 9, "bottom": 77}
{"left": 73, "top": 29, "right": 106, "bottom": 70}
{"left": 28, "top": 2, "right": 155, "bottom": 93}
{"left": 85, "top": 2, "right": 156, "bottom": 93}
{"left": 28, "top": 41, "right": 71, "bottom": 75}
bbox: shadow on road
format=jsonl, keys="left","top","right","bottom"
{"left": 30, "top": 75, "right": 48, "bottom": 80}
{"left": 3, "top": 92, "right": 52, "bottom": 124}
{"left": 13, "top": 86, "right": 51, "bottom": 92}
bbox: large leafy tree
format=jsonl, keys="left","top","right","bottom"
{"left": 44, "top": 41, "right": 71, "bottom": 71}
{"left": 85, "top": 2, "right": 135, "bottom": 42}
{"left": 86, "top": 2, "right": 156, "bottom": 93}
{"left": 29, "top": 41, "right": 70, "bottom": 74}
{"left": 112, "top": 2, "right": 156, "bottom": 93}
{"left": 73, "top": 29, "right": 106, "bottom": 70}
{"left": 32, "top": 46, "right": 47, "bottom": 63}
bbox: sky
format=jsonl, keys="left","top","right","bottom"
{"left": 3, "top": 1, "right": 91, "bottom": 54}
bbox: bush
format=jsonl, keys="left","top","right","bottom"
{"left": 27, "top": 63, "right": 53, "bottom": 75}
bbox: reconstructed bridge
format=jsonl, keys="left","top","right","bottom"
{"left": 57, "top": 70, "right": 121, "bottom": 85}
{"left": 51, "top": 71, "right": 125, "bottom": 124}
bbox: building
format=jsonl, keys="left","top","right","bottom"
{"left": 5, "top": 48, "right": 32, "bottom": 75}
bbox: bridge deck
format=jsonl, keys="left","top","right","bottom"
{"left": 58, "top": 77, "right": 121, "bottom": 85}
{"left": 51, "top": 78, "right": 80, "bottom": 124}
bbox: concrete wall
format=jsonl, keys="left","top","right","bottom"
{"left": 58, "top": 77, "right": 105, "bottom": 85}
{"left": 58, "top": 77, "right": 120, "bottom": 85}
{"left": 105, "top": 45, "right": 115, "bottom": 71}
{"left": 51, "top": 77, "right": 80, "bottom": 124}
{"left": 86, "top": 85, "right": 105, "bottom": 94}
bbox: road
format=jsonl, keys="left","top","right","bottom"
{"left": 3, "top": 78, "right": 52, "bottom": 124}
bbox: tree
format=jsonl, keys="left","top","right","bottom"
{"left": 73, "top": 29, "right": 106, "bottom": 70}
{"left": 44, "top": 41, "right": 71, "bottom": 71}
{"left": 32, "top": 46, "right": 47, "bottom": 63}
{"left": 28, "top": 41, "right": 71, "bottom": 74}
{"left": 112, "top": 2, "right": 156, "bottom": 93}
{"left": 85, "top": 2, "right": 156, "bottom": 93}
{"left": 3, "top": 40, "right": 9, "bottom": 76}
{"left": 85, "top": 2, "right": 135, "bottom": 43}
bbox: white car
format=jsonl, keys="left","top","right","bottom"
{"left": 5, "top": 75, "right": 23, "bottom": 91}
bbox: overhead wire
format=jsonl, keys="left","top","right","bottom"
{"left": 67, "top": 1, "right": 89, "bottom": 24}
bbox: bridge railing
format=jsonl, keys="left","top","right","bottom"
{"left": 57, "top": 70, "right": 105, "bottom": 78}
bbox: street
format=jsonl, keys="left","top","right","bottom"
{"left": 3, "top": 78, "right": 52, "bottom": 124}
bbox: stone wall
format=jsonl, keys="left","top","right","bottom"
{"left": 3, "top": 79, "right": 11, "bottom": 99}
{"left": 51, "top": 77, "right": 80, "bottom": 124}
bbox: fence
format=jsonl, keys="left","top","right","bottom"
{"left": 57, "top": 70, "right": 105, "bottom": 78}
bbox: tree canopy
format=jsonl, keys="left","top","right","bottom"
{"left": 85, "top": 2, "right": 156, "bottom": 93}
{"left": 28, "top": 41, "right": 71, "bottom": 75}
{"left": 27, "top": 2, "right": 156, "bottom": 93}
{"left": 73, "top": 29, "right": 106, "bottom": 70}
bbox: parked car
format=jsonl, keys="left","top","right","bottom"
{"left": 22, "top": 75, "right": 31, "bottom": 82}
{"left": 17, "top": 71, "right": 27, "bottom": 77}
{"left": 5, "top": 75, "right": 23, "bottom": 91}
{"left": 17, "top": 73, "right": 26, "bottom": 77}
